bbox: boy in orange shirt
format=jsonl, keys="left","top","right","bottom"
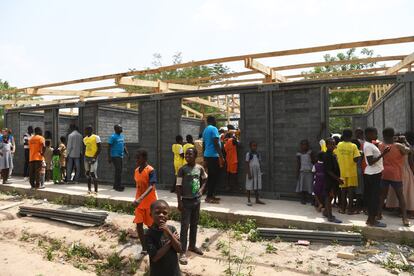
{"left": 132, "top": 150, "right": 158, "bottom": 257}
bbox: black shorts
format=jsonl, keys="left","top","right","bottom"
{"left": 325, "top": 180, "right": 339, "bottom": 194}
{"left": 381, "top": 179, "right": 403, "bottom": 189}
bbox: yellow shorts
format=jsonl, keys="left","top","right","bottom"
{"left": 133, "top": 208, "right": 153, "bottom": 226}
{"left": 339, "top": 176, "right": 358, "bottom": 189}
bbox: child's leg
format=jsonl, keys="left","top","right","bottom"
{"left": 180, "top": 201, "right": 190, "bottom": 253}
{"left": 136, "top": 223, "right": 146, "bottom": 252}
{"left": 255, "top": 190, "right": 265, "bottom": 204}
{"left": 324, "top": 194, "right": 333, "bottom": 218}
{"left": 394, "top": 185, "right": 409, "bottom": 224}
{"left": 86, "top": 171, "right": 91, "bottom": 192}
{"left": 347, "top": 188, "right": 356, "bottom": 213}
{"left": 300, "top": 191, "right": 307, "bottom": 204}
{"left": 91, "top": 172, "right": 98, "bottom": 193}
{"left": 188, "top": 201, "right": 202, "bottom": 254}
{"left": 247, "top": 190, "right": 251, "bottom": 203}
{"left": 340, "top": 188, "right": 347, "bottom": 212}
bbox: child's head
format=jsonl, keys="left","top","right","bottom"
{"left": 249, "top": 141, "right": 257, "bottom": 152}
{"left": 84, "top": 125, "right": 93, "bottom": 136}
{"left": 150, "top": 200, "right": 170, "bottom": 225}
{"left": 317, "top": 151, "right": 325, "bottom": 162}
{"left": 60, "top": 136, "right": 66, "bottom": 144}
{"left": 176, "top": 135, "right": 183, "bottom": 144}
{"left": 351, "top": 139, "right": 361, "bottom": 150}
{"left": 186, "top": 135, "right": 193, "bottom": 144}
{"left": 45, "top": 140, "right": 51, "bottom": 147}
{"left": 342, "top": 129, "right": 353, "bottom": 141}
{"left": 299, "top": 139, "right": 310, "bottom": 152}
{"left": 184, "top": 147, "right": 197, "bottom": 165}
{"left": 325, "top": 138, "right": 336, "bottom": 151}
{"left": 53, "top": 148, "right": 60, "bottom": 156}
{"left": 136, "top": 150, "right": 148, "bottom": 167}
{"left": 355, "top": 128, "right": 364, "bottom": 140}
{"left": 383, "top": 127, "right": 395, "bottom": 143}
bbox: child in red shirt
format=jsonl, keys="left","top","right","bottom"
{"left": 133, "top": 150, "right": 158, "bottom": 257}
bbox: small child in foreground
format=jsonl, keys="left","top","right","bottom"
{"left": 176, "top": 147, "right": 207, "bottom": 265}
{"left": 245, "top": 141, "right": 265, "bottom": 206}
{"left": 296, "top": 139, "right": 314, "bottom": 204}
{"left": 133, "top": 150, "right": 158, "bottom": 258}
{"left": 39, "top": 160, "right": 46, "bottom": 189}
{"left": 145, "top": 200, "right": 182, "bottom": 276}
{"left": 52, "top": 148, "right": 61, "bottom": 184}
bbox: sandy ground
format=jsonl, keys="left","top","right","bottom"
{"left": 0, "top": 193, "right": 410, "bottom": 276}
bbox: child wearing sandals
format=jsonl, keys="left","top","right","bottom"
{"left": 312, "top": 152, "right": 326, "bottom": 212}
{"left": 245, "top": 141, "right": 265, "bottom": 206}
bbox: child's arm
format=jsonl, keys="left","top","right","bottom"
{"left": 133, "top": 170, "right": 157, "bottom": 206}
{"left": 296, "top": 155, "right": 301, "bottom": 179}
{"left": 176, "top": 168, "right": 184, "bottom": 211}
{"left": 151, "top": 241, "right": 172, "bottom": 262}
{"left": 199, "top": 167, "right": 208, "bottom": 195}
{"left": 159, "top": 223, "right": 182, "bottom": 254}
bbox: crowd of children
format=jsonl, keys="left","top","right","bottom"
{"left": 296, "top": 127, "right": 414, "bottom": 227}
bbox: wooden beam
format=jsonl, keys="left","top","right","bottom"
{"left": 272, "top": 55, "right": 406, "bottom": 71}
{"left": 26, "top": 88, "right": 147, "bottom": 98}
{"left": 83, "top": 85, "right": 121, "bottom": 92}
{"left": 199, "top": 78, "right": 265, "bottom": 86}
{"left": 329, "top": 88, "right": 371, "bottom": 93}
{"left": 386, "top": 52, "right": 414, "bottom": 74}
{"left": 15, "top": 36, "right": 413, "bottom": 91}
{"left": 329, "top": 105, "right": 366, "bottom": 110}
{"left": 117, "top": 77, "right": 200, "bottom": 91}
{"left": 183, "top": 97, "right": 228, "bottom": 111}
{"left": 181, "top": 105, "right": 203, "bottom": 118}
{"left": 244, "top": 58, "right": 286, "bottom": 82}
{"left": 286, "top": 67, "right": 389, "bottom": 79}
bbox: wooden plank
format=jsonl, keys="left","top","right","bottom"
{"left": 286, "top": 67, "right": 389, "bottom": 79}
{"left": 199, "top": 78, "right": 265, "bottom": 86}
{"left": 15, "top": 36, "right": 413, "bottom": 91}
{"left": 329, "top": 88, "right": 371, "bottom": 93}
{"left": 183, "top": 97, "right": 228, "bottom": 111}
{"left": 83, "top": 85, "right": 121, "bottom": 91}
{"left": 386, "top": 52, "right": 414, "bottom": 74}
{"left": 330, "top": 105, "right": 366, "bottom": 110}
{"left": 272, "top": 55, "right": 406, "bottom": 71}
{"left": 26, "top": 88, "right": 145, "bottom": 98}
{"left": 244, "top": 58, "right": 286, "bottom": 82}
{"left": 181, "top": 105, "right": 203, "bottom": 118}
{"left": 117, "top": 77, "right": 200, "bottom": 91}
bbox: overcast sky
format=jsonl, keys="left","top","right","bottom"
{"left": 1, "top": 0, "right": 413, "bottom": 89}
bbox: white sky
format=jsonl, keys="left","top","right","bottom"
{"left": 1, "top": 0, "right": 413, "bottom": 89}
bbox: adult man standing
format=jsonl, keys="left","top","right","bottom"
{"left": 28, "top": 127, "right": 45, "bottom": 189}
{"left": 202, "top": 116, "right": 225, "bottom": 204}
{"left": 66, "top": 124, "right": 83, "bottom": 183}
{"left": 108, "top": 124, "right": 128, "bottom": 191}
{"left": 83, "top": 126, "right": 101, "bottom": 194}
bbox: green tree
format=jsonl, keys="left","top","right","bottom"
{"left": 0, "top": 79, "right": 14, "bottom": 128}
{"left": 130, "top": 52, "right": 232, "bottom": 120}
{"left": 305, "top": 48, "right": 382, "bottom": 133}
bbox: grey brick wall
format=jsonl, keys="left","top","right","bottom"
{"left": 19, "top": 113, "right": 44, "bottom": 145}
{"left": 181, "top": 117, "right": 202, "bottom": 140}
{"left": 58, "top": 115, "right": 78, "bottom": 141}
{"left": 97, "top": 106, "right": 139, "bottom": 143}
{"left": 384, "top": 87, "right": 406, "bottom": 133}
{"left": 352, "top": 116, "right": 367, "bottom": 130}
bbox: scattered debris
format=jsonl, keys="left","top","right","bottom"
{"left": 0, "top": 201, "right": 24, "bottom": 211}
{"left": 296, "top": 240, "right": 310, "bottom": 246}
{"left": 337, "top": 252, "right": 356, "bottom": 260}
{"left": 18, "top": 205, "right": 108, "bottom": 226}
{"left": 258, "top": 228, "right": 362, "bottom": 245}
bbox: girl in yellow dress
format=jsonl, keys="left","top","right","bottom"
{"left": 171, "top": 135, "right": 184, "bottom": 192}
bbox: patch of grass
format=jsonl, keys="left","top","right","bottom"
{"left": 84, "top": 196, "right": 98, "bottom": 208}
{"left": 46, "top": 248, "right": 54, "bottom": 261}
{"left": 199, "top": 211, "right": 227, "bottom": 229}
{"left": 73, "top": 262, "right": 88, "bottom": 271}
{"left": 66, "top": 242, "right": 96, "bottom": 259}
{"left": 52, "top": 196, "right": 66, "bottom": 205}
{"left": 383, "top": 257, "right": 414, "bottom": 274}
{"left": 231, "top": 219, "right": 257, "bottom": 234}
{"left": 247, "top": 229, "right": 261, "bottom": 242}
{"left": 105, "top": 252, "right": 124, "bottom": 270}
{"left": 128, "top": 257, "right": 139, "bottom": 274}
{"left": 19, "top": 230, "right": 30, "bottom": 242}
{"left": 169, "top": 209, "right": 181, "bottom": 221}
{"left": 350, "top": 225, "right": 363, "bottom": 234}
{"left": 118, "top": 230, "right": 128, "bottom": 244}
{"left": 49, "top": 239, "right": 62, "bottom": 251}
{"left": 399, "top": 237, "right": 414, "bottom": 248}
{"left": 265, "top": 243, "right": 277, "bottom": 254}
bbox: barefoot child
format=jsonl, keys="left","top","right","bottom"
{"left": 296, "top": 140, "right": 314, "bottom": 204}
{"left": 246, "top": 141, "right": 265, "bottom": 206}
{"left": 312, "top": 152, "right": 326, "bottom": 212}
{"left": 323, "top": 138, "right": 343, "bottom": 223}
{"left": 145, "top": 200, "right": 182, "bottom": 276}
{"left": 176, "top": 148, "right": 207, "bottom": 265}
{"left": 133, "top": 150, "right": 158, "bottom": 257}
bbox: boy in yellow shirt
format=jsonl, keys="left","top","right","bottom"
{"left": 171, "top": 135, "right": 184, "bottom": 192}
{"left": 83, "top": 126, "right": 101, "bottom": 194}
{"left": 334, "top": 129, "right": 361, "bottom": 214}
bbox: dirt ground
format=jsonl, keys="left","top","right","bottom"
{"left": 0, "top": 193, "right": 412, "bottom": 276}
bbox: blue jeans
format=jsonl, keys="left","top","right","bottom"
{"left": 66, "top": 157, "right": 80, "bottom": 182}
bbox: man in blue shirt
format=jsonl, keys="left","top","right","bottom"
{"left": 108, "top": 124, "right": 129, "bottom": 191}
{"left": 202, "top": 116, "right": 225, "bottom": 204}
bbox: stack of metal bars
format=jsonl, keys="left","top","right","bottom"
{"left": 257, "top": 228, "right": 363, "bottom": 245}
{"left": 19, "top": 206, "right": 108, "bottom": 226}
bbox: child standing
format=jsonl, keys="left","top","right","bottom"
{"left": 133, "top": 150, "right": 158, "bottom": 257}
{"left": 44, "top": 140, "right": 53, "bottom": 182}
{"left": 145, "top": 200, "right": 182, "bottom": 276}
{"left": 296, "top": 140, "right": 314, "bottom": 204}
{"left": 171, "top": 135, "right": 184, "bottom": 192}
{"left": 323, "top": 138, "right": 343, "bottom": 223}
{"left": 58, "top": 136, "right": 67, "bottom": 182}
{"left": 224, "top": 131, "right": 239, "bottom": 191}
{"left": 334, "top": 129, "right": 361, "bottom": 214}
{"left": 52, "top": 148, "right": 61, "bottom": 184}
{"left": 176, "top": 147, "right": 207, "bottom": 265}
{"left": 39, "top": 159, "right": 46, "bottom": 189}
{"left": 312, "top": 152, "right": 326, "bottom": 212}
{"left": 182, "top": 135, "right": 195, "bottom": 166}
{"left": 245, "top": 141, "right": 265, "bottom": 206}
